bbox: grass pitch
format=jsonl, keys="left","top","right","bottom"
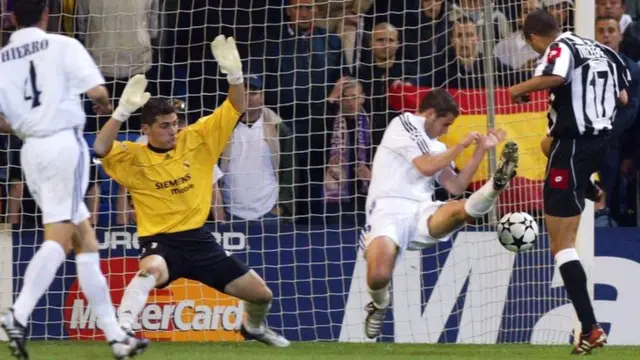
{"left": 14, "top": 341, "right": 640, "bottom": 359}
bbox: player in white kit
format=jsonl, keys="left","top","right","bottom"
{"left": 360, "top": 89, "right": 520, "bottom": 339}
{"left": 0, "top": 1, "right": 147, "bottom": 359}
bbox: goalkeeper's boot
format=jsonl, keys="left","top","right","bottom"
{"left": 0, "top": 308, "right": 28, "bottom": 360}
{"left": 111, "top": 333, "right": 150, "bottom": 360}
{"left": 571, "top": 324, "right": 607, "bottom": 355}
{"left": 492, "top": 140, "right": 519, "bottom": 191}
{"left": 240, "top": 323, "right": 290, "bottom": 347}
{"left": 364, "top": 301, "right": 388, "bottom": 339}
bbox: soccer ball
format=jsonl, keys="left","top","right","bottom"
{"left": 496, "top": 212, "right": 539, "bottom": 253}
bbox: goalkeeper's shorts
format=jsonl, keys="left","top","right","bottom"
{"left": 138, "top": 227, "right": 249, "bottom": 290}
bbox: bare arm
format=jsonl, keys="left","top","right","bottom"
{"left": 509, "top": 75, "right": 565, "bottom": 101}
{"left": 411, "top": 132, "right": 478, "bottom": 177}
{"left": 437, "top": 147, "right": 485, "bottom": 195}
{"left": 619, "top": 89, "right": 629, "bottom": 106}
{"left": 0, "top": 113, "right": 11, "bottom": 133}
{"left": 412, "top": 144, "right": 465, "bottom": 177}
{"left": 86, "top": 85, "right": 111, "bottom": 113}
{"left": 437, "top": 129, "right": 507, "bottom": 195}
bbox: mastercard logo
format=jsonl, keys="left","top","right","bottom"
{"left": 64, "top": 257, "right": 244, "bottom": 342}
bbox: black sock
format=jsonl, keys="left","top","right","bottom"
{"left": 559, "top": 260, "right": 597, "bottom": 334}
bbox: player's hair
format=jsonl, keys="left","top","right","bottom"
{"left": 141, "top": 98, "right": 177, "bottom": 126}
{"left": 595, "top": 15, "right": 620, "bottom": 25}
{"left": 13, "top": 0, "right": 47, "bottom": 27}
{"left": 523, "top": 9, "right": 560, "bottom": 40}
{"left": 454, "top": 15, "right": 475, "bottom": 27}
{"left": 418, "top": 89, "right": 460, "bottom": 117}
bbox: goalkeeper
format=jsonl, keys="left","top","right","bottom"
{"left": 93, "top": 35, "right": 289, "bottom": 347}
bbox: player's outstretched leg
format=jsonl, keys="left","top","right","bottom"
{"left": 463, "top": 140, "right": 519, "bottom": 220}
{"left": 363, "top": 236, "right": 395, "bottom": 339}
{"left": 72, "top": 221, "right": 149, "bottom": 360}
{"left": 223, "top": 270, "right": 289, "bottom": 347}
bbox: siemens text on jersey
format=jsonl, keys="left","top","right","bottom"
{"left": 1, "top": 40, "right": 49, "bottom": 63}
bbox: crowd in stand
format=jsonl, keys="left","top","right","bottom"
{"left": 0, "top": 0, "right": 639, "bottom": 228}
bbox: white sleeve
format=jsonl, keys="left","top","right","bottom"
{"left": 64, "top": 38, "right": 105, "bottom": 96}
{"left": 534, "top": 42, "right": 572, "bottom": 81}
{"left": 213, "top": 165, "right": 224, "bottom": 183}
{"left": 391, "top": 116, "right": 428, "bottom": 162}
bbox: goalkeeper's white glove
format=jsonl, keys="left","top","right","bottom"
{"left": 210, "top": 35, "right": 243, "bottom": 85}
{"left": 112, "top": 74, "right": 151, "bottom": 122}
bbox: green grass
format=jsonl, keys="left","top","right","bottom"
{"left": 11, "top": 342, "right": 640, "bottom": 360}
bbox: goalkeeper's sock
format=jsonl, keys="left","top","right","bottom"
{"left": 555, "top": 248, "right": 598, "bottom": 335}
{"left": 243, "top": 301, "right": 271, "bottom": 333}
{"left": 368, "top": 284, "right": 390, "bottom": 309}
{"left": 464, "top": 179, "right": 500, "bottom": 218}
{"left": 118, "top": 271, "right": 157, "bottom": 330}
{"left": 76, "top": 253, "right": 126, "bottom": 342}
{"left": 13, "top": 240, "right": 66, "bottom": 325}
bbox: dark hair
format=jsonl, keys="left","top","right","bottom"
{"left": 596, "top": 15, "right": 620, "bottom": 25}
{"left": 170, "top": 99, "right": 188, "bottom": 125}
{"left": 141, "top": 98, "right": 176, "bottom": 126}
{"left": 523, "top": 9, "right": 560, "bottom": 41}
{"left": 454, "top": 16, "right": 476, "bottom": 27}
{"left": 418, "top": 89, "right": 459, "bottom": 117}
{"left": 13, "top": 0, "right": 47, "bottom": 27}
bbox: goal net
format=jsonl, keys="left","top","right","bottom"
{"left": 0, "top": 0, "right": 588, "bottom": 344}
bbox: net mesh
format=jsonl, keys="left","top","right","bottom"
{"left": 0, "top": 0, "right": 582, "bottom": 344}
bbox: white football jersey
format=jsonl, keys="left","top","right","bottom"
{"left": 0, "top": 27, "right": 104, "bottom": 139}
{"left": 366, "top": 113, "right": 451, "bottom": 206}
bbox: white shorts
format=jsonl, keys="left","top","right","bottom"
{"left": 361, "top": 198, "right": 452, "bottom": 253}
{"left": 21, "top": 129, "right": 90, "bottom": 225}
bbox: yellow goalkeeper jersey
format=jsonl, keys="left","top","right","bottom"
{"left": 100, "top": 100, "right": 241, "bottom": 236}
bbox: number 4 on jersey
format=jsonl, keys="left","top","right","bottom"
{"left": 24, "top": 60, "right": 42, "bottom": 108}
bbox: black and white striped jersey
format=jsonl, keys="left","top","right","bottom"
{"left": 534, "top": 32, "right": 631, "bottom": 138}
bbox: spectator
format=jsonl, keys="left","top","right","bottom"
{"left": 312, "top": 78, "right": 371, "bottom": 225}
{"left": 76, "top": 0, "right": 160, "bottom": 132}
{"left": 258, "top": 0, "right": 347, "bottom": 135}
{"left": 594, "top": 16, "right": 640, "bottom": 226}
{"left": 494, "top": 0, "right": 540, "bottom": 71}
{"left": 543, "top": 0, "right": 574, "bottom": 32}
{"left": 450, "top": 0, "right": 512, "bottom": 45}
{"left": 255, "top": 0, "right": 348, "bottom": 221}
{"left": 394, "top": 0, "right": 451, "bottom": 83}
{"left": 597, "top": 0, "right": 633, "bottom": 33}
{"left": 428, "top": 17, "right": 515, "bottom": 89}
{"left": 316, "top": 0, "right": 373, "bottom": 72}
{"left": 358, "top": 22, "right": 417, "bottom": 146}
{"left": 218, "top": 75, "right": 296, "bottom": 225}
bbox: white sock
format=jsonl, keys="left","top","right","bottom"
{"left": 555, "top": 248, "right": 581, "bottom": 266}
{"left": 13, "top": 240, "right": 66, "bottom": 325}
{"left": 243, "top": 301, "right": 271, "bottom": 333}
{"left": 464, "top": 179, "right": 500, "bottom": 218}
{"left": 76, "top": 253, "right": 126, "bottom": 342}
{"left": 118, "top": 271, "right": 156, "bottom": 330}
{"left": 368, "top": 284, "right": 390, "bottom": 309}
